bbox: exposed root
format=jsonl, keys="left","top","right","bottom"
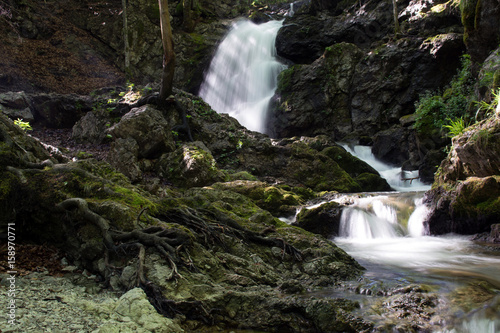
{"left": 55, "top": 198, "right": 190, "bottom": 281}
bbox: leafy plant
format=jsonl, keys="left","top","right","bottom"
{"left": 414, "top": 55, "right": 475, "bottom": 134}
{"left": 442, "top": 117, "right": 469, "bottom": 138}
{"left": 475, "top": 88, "right": 500, "bottom": 119}
{"left": 14, "top": 118, "right": 32, "bottom": 131}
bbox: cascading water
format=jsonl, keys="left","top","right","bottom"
{"left": 199, "top": 19, "right": 286, "bottom": 134}
{"left": 201, "top": 16, "right": 499, "bottom": 331}
{"left": 341, "top": 144, "right": 430, "bottom": 191}
{"left": 295, "top": 145, "right": 500, "bottom": 331}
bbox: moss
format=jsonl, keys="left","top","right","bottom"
{"left": 460, "top": 0, "right": 479, "bottom": 31}
{"left": 227, "top": 171, "right": 258, "bottom": 181}
{"left": 355, "top": 173, "right": 392, "bottom": 192}
{"left": 476, "top": 196, "right": 500, "bottom": 216}
{"left": 277, "top": 65, "right": 299, "bottom": 93}
{"left": 493, "top": 69, "right": 500, "bottom": 90}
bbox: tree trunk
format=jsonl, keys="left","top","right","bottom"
{"left": 158, "top": 0, "right": 176, "bottom": 105}
{"left": 183, "top": 0, "right": 195, "bottom": 32}
{"left": 392, "top": 0, "right": 400, "bottom": 35}
{"left": 122, "top": 0, "right": 130, "bottom": 73}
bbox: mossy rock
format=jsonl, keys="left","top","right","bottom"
{"left": 295, "top": 201, "right": 343, "bottom": 238}
{"left": 355, "top": 172, "right": 392, "bottom": 192}
{"left": 451, "top": 176, "right": 500, "bottom": 231}
{"left": 210, "top": 180, "right": 302, "bottom": 216}
{"left": 159, "top": 142, "right": 225, "bottom": 188}
{"left": 322, "top": 146, "right": 378, "bottom": 177}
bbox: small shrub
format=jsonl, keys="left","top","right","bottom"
{"left": 414, "top": 55, "right": 475, "bottom": 134}
{"left": 14, "top": 118, "right": 32, "bottom": 131}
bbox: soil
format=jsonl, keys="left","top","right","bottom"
{"left": 30, "top": 125, "right": 110, "bottom": 161}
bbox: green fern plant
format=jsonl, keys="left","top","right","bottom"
{"left": 443, "top": 117, "right": 469, "bottom": 138}
{"left": 475, "top": 88, "right": 500, "bottom": 118}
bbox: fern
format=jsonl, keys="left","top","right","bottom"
{"left": 442, "top": 117, "right": 469, "bottom": 138}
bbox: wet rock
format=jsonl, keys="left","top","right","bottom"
{"left": 295, "top": 201, "right": 343, "bottom": 237}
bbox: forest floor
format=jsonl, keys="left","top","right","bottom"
{"left": 30, "top": 126, "right": 110, "bottom": 161}
{"left": 0, "top": 0, "right": 124, "bottom": 94}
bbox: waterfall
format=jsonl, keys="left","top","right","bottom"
{"left": 341, "top": 144, "right": 430, "bottom": 192}
{"left": 199, "top": 19, "right": 286, "bottom": 134}
{"left": 337, "top": 193, "right": 428, "bottom": 239}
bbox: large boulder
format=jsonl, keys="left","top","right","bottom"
{"left": 108, "top": 104, "right": 176, "bottom": 159}
{"left": 295, "top": 201, "right": 343, "bottom": 237}
{"left": 270, "top": 42, "right": 363, "bottom": 139}
{"left": 425, "top": 116, "right": 500, "bottom": 235}
{"left": 158, "top": 141, "right": 225, "bottom": 188}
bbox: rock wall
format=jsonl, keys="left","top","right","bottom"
{"left": 270, "top": 0, "right": 466, "bottom": 173}
{"left": 425, "top": 116, "right": 500, "bottom": 236}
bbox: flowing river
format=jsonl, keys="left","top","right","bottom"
{"left": 200, "top": 18, "right": 500, "bottom": 332}
{"left": 316, "top": 146, "right": 500, "bottom": 332}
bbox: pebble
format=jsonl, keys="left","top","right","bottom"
{"left": 0, "top": 271, "right": 120, "bottom": 333}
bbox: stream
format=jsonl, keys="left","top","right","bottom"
{"left": 199, "top": 17, "right": 500, "bottom": 332}
{"left": 318, "top": 146, "right": 500, "bottom": 332}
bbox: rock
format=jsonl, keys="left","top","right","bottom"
{"left": 491, "top": 224, "right": 500, "bottom": 243}
{"left": 211, "top": 180, "right": 303, "bottom": 216}
{"left": 0, "top": 92, "right": 34, "bottom": 122}
{"left": 107, "top": 288, "right": 184, "bottom": 333}
{"left": 270, "top": 42, "right": 363, "bottom": 139}
{"left": 30, "top": 93, "right": 92, "bottom": 128}
{"left": 372, "top": 125, "right": 410, "bottom": 166}
{"left": 295, "top": 201, "right": 343, "bottom": 237}
{"left": 72, "top": 111, "right": 111, "bottom": 144}
{"left": 158, "top": 141, "right": 224, "bottom": 187}
{"left": 108, "top": 104, "right": 175, "bottom": 159}
{"left": 418, "top": 149, "right": 447, "bottom": 184}
{"left": 461, "top": 0, "right": 500, "bottom": 63}
{"left": 425, "top": 117, "right": 500, "bottom": 235}
{"left": 108, "top": 138, "right": 142, "bottom": 182}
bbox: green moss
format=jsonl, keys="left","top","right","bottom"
{"left": 460, "top": 0, "right": 479, "bottom": 31}
{"left": 227, "top": 171, "right": 258, "bottom": 181}
{"left": 112, "top": 186, "right": 157, "bottom": 210}
{"left": 277, "top": 65, "right": 299, "bottom": 93}
{"left": 476, "top": 196, "right": 500, "bottom": 216}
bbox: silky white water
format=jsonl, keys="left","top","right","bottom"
{"left": 341, "top": 144, "right": 430, "bottom": 191}
{"left": 332, "top": 191, "right": 500, "bottom": 331}
{"left": 199, "top": 19, "right": 286, "bottom": 134}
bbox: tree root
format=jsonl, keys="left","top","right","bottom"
{"left": 55, "top": 198, "right": 190, "bottom": 282}
{"left": 157, "top": 207, "right": 303, "bottom": 261}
